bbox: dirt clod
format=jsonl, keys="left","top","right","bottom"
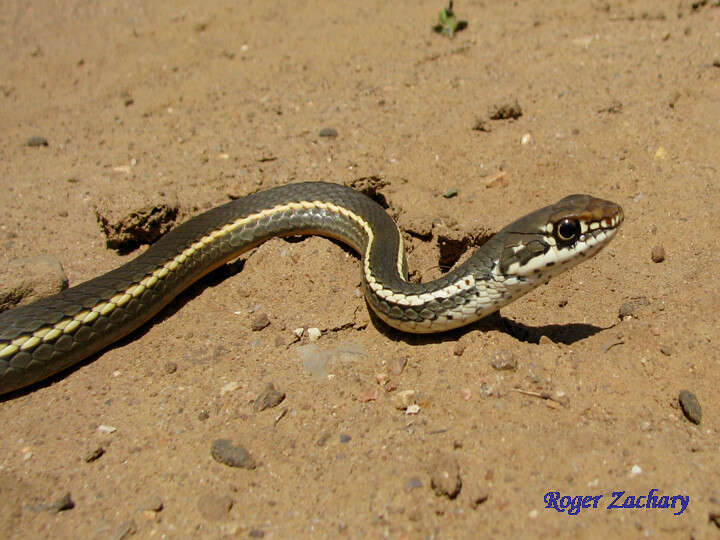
{"left": 250, "top": 312, "right": 271, "bottom": 331}
{"left": 428, "top": 452, "right": 462, "bottom": 499}
{"left": 489, "top": 100, "right": 522, "bottom": 120}
{"left": 26, "top": 135, "right": 48, "bottom": 147}
{"left": 95, "top": 204, "right": 179, "bottom": 252}
{"left": 253, "top": 382, "right": 285, "bottom": 412}
{"left": 490, "top": 350, "right": 517, "bottom": 371}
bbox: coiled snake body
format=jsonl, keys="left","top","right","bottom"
{"left": 0, "top": 182, "right": 623, "bottom": 395}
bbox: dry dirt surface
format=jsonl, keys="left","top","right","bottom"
{"left": 1, "top": 0, "right": 719, "bottom": 538}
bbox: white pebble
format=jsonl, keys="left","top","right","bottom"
{"left": 394, "top": 389, "right": 417, "bottom": 410}
{"left": 307, "top": 327, "right": 321, "bottom": 341}
{"left": 520, "top": 133, "right": 532, "bottom": 145}
{"left": 405, "top": 404, "right": 420, "bottom": 415}
{"left": 630, "top": 465, "right": 642, "bottom": 476}
{"left": 220, "top": 381, "right": 241, "bottom": 395}
{"left": 98, "top": 424, "right": 117, "bottom": 434}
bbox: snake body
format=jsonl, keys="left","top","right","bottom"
{"left": 0, "top": 182, "right": 623, "bottom": 395}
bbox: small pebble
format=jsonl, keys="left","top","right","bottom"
{"left": 394, "top": 389, "right": 417, "bottom": 410}
{"left": 678, "top": 390, "right": 701, "bottom": 424}
{"left": 220, "top": 381, "right": 241, "bottom": 395}
{"left": 618, "top": 296, "right": 650, "bottom": 319}
{"left": 253, "top": 383, "right": 285, "bottom": 412}
{"left": 443, "top": 188, "right": 458, "bottom": 198}
{"left": 659, "top": 344, "right": 673, "bottom": 356}
{"left": 250, "top": 312, "right": 270, "bottom": 331}
{"left": 163, "top": 361, "right": 178, "bottom": 374}
{"left": 316, "top": 431, "right": 332, "bottom": 447}
{"left": 489, "top": 350, "right": 517, "bottom": 371}
{"left": 249, "top": 530, "right": 265, "bottom": 538}
{"left": 210, "top": 439, "right": 256, "bottom": 469}
{"left": 197, "top": 493, "right": 233, "bottom": 521}
{"left": 307, "top": 327, "right": 321, "bottom": 341}
{"left": 318, "top": 127, "right": 338, "bottom": 137}
{"left": 97, "top": 424, "right": 117, "bottom": 434}
{"left": 618, "top": 303, "right": 635, "bottom": 319}
{"left": 84, "top": 446, "right": 105, "bottom": 463}
{"left": 453, "top": 341, "right": 467, "bottom": 356}
{"left": 485, "top": 171, "right": 508, "bottom": 188}
{"left": 54, "top": 492, "right": 75, "bottom": 512}
{"left": 26, "top": 135, "right": 49, "bottom": 147}
{"left": 405, "top": 404, "right": 421, "bottom": 415}
{"left": 428, "top": 452, "right": 462, "bottom": 499}
{"left": 651, "top": 245, "right": 665, "bottom": 263}
{"left": 339, "top": 434, "right": 351, "bottom": 443}
{"left": 141, "top": 496, "right": 164, "bottom": 512}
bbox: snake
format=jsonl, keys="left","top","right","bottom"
{"left": 0, "top": 182, "right": 623, "bottom": 395}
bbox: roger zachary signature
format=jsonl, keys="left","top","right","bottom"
{"left": 544, "top": 489, "right": 689, "bottom": 516}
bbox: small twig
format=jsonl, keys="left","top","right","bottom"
{"left": 601, "top": 338, "right": 624, "bottom": 353}
{"left": 512, "top": 388, "right": 568, "bottom": 407}
{"left": 273, "top": 407, "right": 288, "bottom": 426}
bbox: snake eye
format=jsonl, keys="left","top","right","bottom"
{"left": 555, "top": 219, "right": 580, "bottom": 242}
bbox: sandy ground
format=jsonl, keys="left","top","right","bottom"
{"left": 1, "top": 0, "right": 719, "bottom": 537}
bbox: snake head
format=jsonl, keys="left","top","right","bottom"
{"left": 496, "top": 194, "right": 624, "bottom": 281}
